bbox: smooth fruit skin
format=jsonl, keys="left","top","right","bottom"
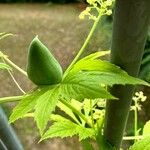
{"left": 27, "top": 36, "right": 63, "bottom": 85}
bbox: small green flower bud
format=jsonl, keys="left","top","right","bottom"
{"left": 105, "top": 0, "right": 113, "bottom": 6}
{"left": 79, "top": 13, "right": 85, "bottom": 20}
{"left": 106, "top": 10, "right": 112, "bottom": 15}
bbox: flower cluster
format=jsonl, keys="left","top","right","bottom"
{"left": 133, "top": 91, "right": 147, "bottom": 102}
{"left": 131, "top": 91, "right": 147, "bottom": 111}
{"left": 79, "top": 0, "right": 114, "bottom": 21}
{"left": 79, "top": 7, "right": 97, "bottom": 20}
{"left": 87, "top": 0, "right": 97, "bottom": 5}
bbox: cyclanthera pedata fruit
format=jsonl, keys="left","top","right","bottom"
{"left": 27, "top": 36, "right": 63, "bottom": 85}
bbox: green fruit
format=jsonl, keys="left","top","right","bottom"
{"left": 27, "top": 36, "right": 63, "bottom": 85}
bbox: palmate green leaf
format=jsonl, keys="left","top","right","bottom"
{"left": 41, "top": 115, "right": 95, "bottom": 141}
{"left": 42, "top": 120, "right": 78, "bottom": 140}
{"left": 9, "top": 88, "right": 47, "bottom": 123}
{"left": 68, "top": 53, "right": 149, "bottom": 87}
{"left": 60, "top": 74, "right": 116, "bottom": 101}
{"left": 61, "top": 53, "right": 121, "bottom": 101}
{"left": 10, "top": 86, "right": 59, "bottom": 135}
{"left": 129, "top": 137, "right": 150, "bottom": 150}
{"left": 67, "top": 71, "right": 149, "bottom": 87}
{"left": 34, "top": 86, "right": 59, "bottom": 135}
{"left": 0, "top": 62, "right": 11, "bottom": 70}
{"left": 77, "top": 126, "right": 95, "bottom": 141}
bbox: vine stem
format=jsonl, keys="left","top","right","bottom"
{"left": 0, "top": 95, "right": 24, "bottom": 104}
{"left": 59, "top": 99, "right": 92, "bottom": 127}
{"left": 0, "top": 52, "right": 27, "bottom": 76}
{"left": 2, "top": 58, "right": 26, "bottom": 94}
{"left": 8, "top": 70, "right": 26, "bottom": 94}
{"left": 63, "top": 14, "right": 102, "bottom": 78}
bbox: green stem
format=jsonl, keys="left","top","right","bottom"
{"left": 0, "top": 95, "right": 23, "bottom": 104}
{"left": 8, "top": 70, "right": 26, "bottom": 94}
{"left": 2, "top": 58, "right": 26, "bottom": 94}
{"left": 59, "top": 99, "right": 92, "bottom": 127}
{"left": 2, "top": 54, "right": 27, "bottom": 76}
{"left": 90, "top": 99, "right": 94, "bottom": 128}
{"left": 123, "top": 135, "right": 144, "bottom": 141}
{"left": 63, "top": 14, "right": 102, "bottom": 78}
{"left": 134, "top": 100, "right": 138, "bottom": 142}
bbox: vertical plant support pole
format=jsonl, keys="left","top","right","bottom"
{"left": 0, "top": 107, "right": 23, "bottom": 150}
{"left": 104, "top": 0, "right": 150, "bottom": 149}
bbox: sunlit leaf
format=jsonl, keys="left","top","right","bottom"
{"left": 34, "top": 87, "right": 59, "bottom": 135}
{"left": 60, "top": 73, "right": 116, "bottom": 101}
{"left": 77, "top": 126, "right": 95, "bottom": 141}
{"left": 41, "top": 115, "right": 95, "bottom": 141}
{"left": 9, "top": 88, "right": 46, "bottom": 123}
{"left": 143, "top": 120, "right": 150, "bottom": 136}
{"left": 129, "top": 137, "right": 150, "bottom": 150}
{"left": 67, "top": 54, "right": 149, "bottom": 87}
